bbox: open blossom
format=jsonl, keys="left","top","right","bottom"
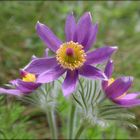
{"left": 102, "top": 60, "right": 140, "bottom": 107}
{"left": 24, "top": 12, "right": 117, "bottom": 96}
{"left": 0, "top": 70, "right": 40, "bottom": 96}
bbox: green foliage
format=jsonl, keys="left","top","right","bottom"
{"left": 84, "top": 124, "right": 130, "bottom": 139}
{"left": 0, "top": 100, "right": 35, "bottom": 139}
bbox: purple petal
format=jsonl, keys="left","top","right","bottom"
{"left": 37, "top": 65, "right": 66, "bottom": 83}
{"left": 79, "top": 64, "right": 107, "bottom": 80}
{"left": 104, "top": 59, "right": 114, "bottom": 79}
{"left": 84, "top": 24, "right": 98, "bottom": 51}
{"left": 114, "top": 98, "right": 140, "bottom": 107}
{"left": 0, "top": 88, "right": 22, "bottom": 96}
{"left": 105, "top": 76, "right": 133, "bottom": 99}
{"left": 102, "top": 60, "right": 114, "bottom": 90}
{"left": 23, "top": 57, "right": 57, "bottom": 75}
{"left": 10, "top": 79, "right": 19, "bottom": 86}
{"left": 36, "top": 21, "right": 62, "bottom": 52}
{"left": 16, "top": 80, "right": 40, "bottom": 93}
{"left": 76, "top": 12, "right": 92, "bottom": 46}
{"left": 102, "top": 81, "right": 108, "bottom": 91}
{"left": 121, "top": 93, "right": 140, "bottom": 100}
{"left": 86, "top": 46, "right": 118, "bottom": 65}
{"left": 65, "top": 13, "right": 76, "bottom": 42}
{"left": 62, "top": 70, "right": 78, "bottom": 96}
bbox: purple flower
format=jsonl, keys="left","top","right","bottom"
{"left": 24, "top": 12, "right": 117, "bottom": 96}
{"left": 0, "top": 70, "right": 40, "bottom": 96}
{"left": 102, "top": 60, "right": 140, "bottom": 107}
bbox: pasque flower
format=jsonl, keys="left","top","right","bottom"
{"left": 0, "top": 70, "right": 40, "bottom": 96}
{"left": 102, "top": 60, "right": 140, "bottom": 107}
{"left": 24, "top": 12, "right": 117, "bottom": 96}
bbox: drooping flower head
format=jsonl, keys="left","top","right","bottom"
{"left": 102, "top": 60, "right": 140, "bottom": 107}
{"left": 24, "top": 12, "right": 118, "bottom": 96}
{"left": 0, "top": 70, "right": 40, "bottom": 96}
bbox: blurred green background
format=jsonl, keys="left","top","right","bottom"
{"left": 0, "top": 1, "right": 140, "bottom": 139}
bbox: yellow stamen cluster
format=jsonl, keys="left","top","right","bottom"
{"left": 22, "top": 73, "right": 36, "bottom": 82}
{"left": 108, "top": 78, "right": 115, "bottom": 86}
{"left": 108, "top": 78, "right": 126, "bottom": 99}
{"left": 56, "top": 41, "right": 86, "bottom": 70}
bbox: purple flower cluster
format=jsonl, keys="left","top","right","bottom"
{"left": 0, "top": 12, "right": 140, "bottom": 107}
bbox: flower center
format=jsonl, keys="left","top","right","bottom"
{"left": 108, "top": 78, "right": 115, "bottom": 86}
{"left": 66, "top": 48, "right": 74, "bottom": 56}
{"left": 20, "top": 70, "right": 36, "bottom": 82}
{"left": 56, "top": 41, "right": 86, "bottom": 70}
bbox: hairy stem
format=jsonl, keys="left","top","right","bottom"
{"left": 46, "top": 109, "right": 57, "bottom": 139}
{"left": 74, "top": 122, "right": 85, "bottom": 139}
{"left": 68, "top": 103, "right": 76, "bottom": 139}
